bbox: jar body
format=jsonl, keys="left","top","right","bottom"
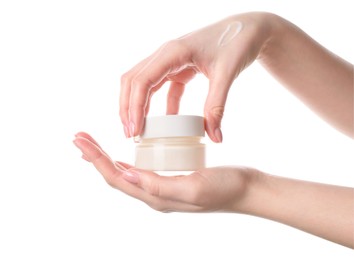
{"left": 135, "top": 137, "right": 205, "bottom": 171}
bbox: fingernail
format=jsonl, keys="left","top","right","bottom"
{"left": 129, "top": 121, "right": 135, "bottom": 137}
{"left": 122, "top": 170, "right": 139, "bottom": 184}
{"left": 214, "top": 127, "right": 223, "bottom": 143}
{"left": 123, "top": 125, "right": 130, "bottom": 138}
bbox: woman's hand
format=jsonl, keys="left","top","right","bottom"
{"left": 73, "top": 132, "right": 354, "bottom": 248}
{"left": 73, "top": 132, "right": 258, "bottom": 213}
{"left": 120, "top": 12, "right": 274, "bottom": 142}
{"left": 120, "top": 11, "right": 353, "bottom": 139}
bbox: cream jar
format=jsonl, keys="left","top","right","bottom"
{"left": 135, "top": 115, "right": 205, "bottom": 171}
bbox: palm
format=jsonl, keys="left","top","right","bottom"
{"left": 74, "top": 132, "right": 254, "bottom": 213}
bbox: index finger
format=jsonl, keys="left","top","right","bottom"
{"left": 121, "top": 40, "right": 192, "bottom": 137}
{"left": 120, "top": 56, "right": 152, "bottom": 137}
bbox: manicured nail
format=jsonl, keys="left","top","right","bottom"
{"left": 122, "top": 170, "right": 139, "bottom": 184}
{"left": 214, "top": 127, "right": 223, "bottom": 143}
{"left": 123, "top": 125, "right": 130, "bottom": 138}
{"left": 129, "top": 121, "right": 135, "bottom": 137}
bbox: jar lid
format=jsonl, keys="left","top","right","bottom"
{"left": 139, "top": 115, "right": 205, "bottom": 139}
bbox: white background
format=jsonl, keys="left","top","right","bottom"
{"left": 0, "top": 0, "right": 353, "bottom": 259}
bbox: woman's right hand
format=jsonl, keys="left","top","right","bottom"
{"left": 120, "top": 12, "right": 275, "bottom": 142}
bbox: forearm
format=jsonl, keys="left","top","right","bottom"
{"left": 258, "top": 13, "right": 353, "bottom": 137}
{"left": 239, "top": 171, "right": 354, "bottom": 248}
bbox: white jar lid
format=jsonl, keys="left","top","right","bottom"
{"left": 139, "top": 115, "right": 205, "bottom": 139}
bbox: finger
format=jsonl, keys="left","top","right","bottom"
{"left": 144, "top": 79, "right": 167, "bottom": 116}
{"left": 120, "top": 56, "right": 154, "bottom": 138}
{"left": 122, "top": 167, "right": 202, "bottom": 204}
{"left": 166, "top": 81, "right": 185, "bottom": 115}
{"left": 75, "top": 132, "right": 111, "bottom": 161}
{"left": 73, "top": 136, "right": 203, "bottom": 212}
{"left": 166, "top": 67, "right": 197, "bottom": 114}
{"left": 99, "top": 162, "right": 202, "bottom": 212}
{"left": 73, "top": 136, "right": 118, "bottom": 179}
{"left": 119, "top": 77, "right": 131, "bottom": 138}
{"left": 115, "top": 161, "right": 134, "bottom": 170}
{"left": 121, "top": 168, "right": 206, "bottom": 212}
{"left": 73, "top": 136, "right": 147, "bottom": 198}
{"left": 129, "top": 40, "right": 191, "bottom": 137}
{"left": 74, "top": 138, "right": 204, "bottom": 212}
{"left": 204, "top": 63, "right": 235, "bottom": 143}
{"left": 75, "top": 132, "right": 103, "bottom": 150}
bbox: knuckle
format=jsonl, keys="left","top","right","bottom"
{"left": 145, "top": 180, "right": 161, "bottom": 197}
{"left": 206, "top": 106, "right": 225, "bottom": 120}
{"left": 131, "top": 76, "right": 155, "bottom": 90}
{"left": 211, "top": 106, "right": 225, "bottom": 118}
{"left": 97, "top": 164, "right": 120, "bottom": 188}
{"left": 162, "top": 39, "right": 190, "bottom": 58}
{"left": 104, "top": 175, "right": 118, "bottom": 188}
{"left": 120, "top": 72, "right": 131, "bottom": 86}
{"left": 163, "top": 39, "right": 181, "bottom": 50}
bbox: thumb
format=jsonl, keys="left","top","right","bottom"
{"left": 204, "top": 69, "right": 234, "bottom": 143}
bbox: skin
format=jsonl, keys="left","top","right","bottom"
{"left": 119, "top": 12, "right": 353, "bottom": 140}
{"left": 73, "top": 12, "right": 354, "bottom": 248}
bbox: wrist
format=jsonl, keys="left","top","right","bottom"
{"left": 233, "top": 169, "right": 275, "bottom": 215}
{"left": 256, "top": 12, "right": 286, "bottom": 62}
{"left": 230, "top": 12, "right": 280, "bottom": 64}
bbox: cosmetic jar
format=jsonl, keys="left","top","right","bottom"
{"left": 135, "top": 115, "right": 205, "bottom": 171}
